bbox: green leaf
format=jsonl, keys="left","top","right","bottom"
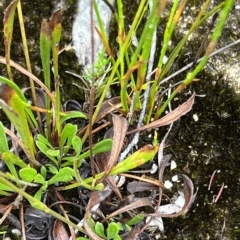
{"left": 34, "top": 174, "right": 48, "bottom": 191}
{"left": 36, "top": 141, "right": 58, "bottom": 165}
{"left": 3, "top": 0, "right": 19, "bottom": 80}
{"left": 50, "top": 9, "right": 61, "bottom": 79}
{"left": 107, "top": 222, "right": 119, "bottom": 239}
{"left": 110, "top": 144, "right": 159, "bottom": 175}
{"left": 0, "top": 81, "right": 39, "bottom": 166}
{"left": 78, "top": 139, "right": 112, "bottom": 160}
{"left": 0, "top": 122, "right": 9, "bottom": 153}
{"left": 34, "top": 186, "right": 43, "bottom": 201}
{"left": 37, "top": 134, "right": 54, "bottom": 149}
{"left": 40, "top": 166, "right": 47, "bottom": 179}
{"left": 60, "top": 111, "right": 87, "bottom": 125}
{"left": 87, "top": 219, "right": 95, "bottom": 231}
{"left": 60, "top": 123, "right": 78, "bottom": 153}
{"left": 40, "top": 18, "right": 52, "bottom": 136}
{"left": 1, "top": 152, "right": 26, "bottom": 186}
{"left": 1, "top": 151, "right": 28, "bottom": 169}
{"left": 61, "top": 156, "right": 75, "bottom": 166}
{"left": 47, "top": 167, "right": 74, "bottom": 185}
{"left": 95, "top": 222, "right": 106, "bottom": 238}
{"left": 116, "top": 222, "right": 123, "bottom": 231}
{"left": 19, "top": 168, "right": 37, "bottom": 182}
{"left": 0, "top": 182, "right": 15, "bottom": 192}
{"left": 40, "top": 18, "right": 52, "bottom": 91}
{"left": 126, "top": 213, "right": 145, "bottom": 226}
{"left": 34, "top": 173, "right": 46, "bottom": 185}
{"left": 72, "top": 136, "right": 82, "bottom": 156}
{"left": 47, "top": 149, "right": 60, "bottom": 157}
{"left": 46, "top": 164, "right": 58, "bottom": 174}
{"left": 125, "top": 224, "right": 131, "bottom": 231}
{"left": 113, "top": 236, "right": 121, "bottom": 240}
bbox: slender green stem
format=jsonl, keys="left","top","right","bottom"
{"left": 155, "top": 0, "right": 234, "bottom": 118}
{"left": 0, "top": 173, "right": 86, "bottom": 234}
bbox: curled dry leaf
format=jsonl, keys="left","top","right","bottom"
{"left": 98, "top": 114, "right": 128, "bottom": 182}
{"left": 96, "top": 97, "right": 122, "bottom": 121}
{"left": 127, "top": 94, "right": 195, "bottom": 134}
{"left": 151, "top": 174, "right": 195, "bottom": 218}
{"left": 88, "top": 190, "right": 112, "bottom": 210}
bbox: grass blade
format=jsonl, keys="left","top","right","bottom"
{"left": 0, "top": 83, "right": 40, "bottom": 166}
{"left": 3, "top": 0, "right": 19, "bottom": 80}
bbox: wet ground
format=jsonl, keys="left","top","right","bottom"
{"left": 0, "top": 0, "right": 240, "bottom": 239}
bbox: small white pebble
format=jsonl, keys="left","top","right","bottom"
{"left": 11, "top": 229, "right": 21, "bottom": 236}
{"left": 164, "top": 180, "right": 173, "bottom": 189}
{"left": 235, "top": 5, "right": 240, "bottom": 10}
{"left": 172, "top": 175, "right": 178, "bottom": 182}
{"left": 170, "top": 160, "right": 177, "bottom": 170}
{"left": 193, "top": 113, "right": 199, "bottom": 121}
{"left": 150, "top": 163, "right": 158, "bottom": 174}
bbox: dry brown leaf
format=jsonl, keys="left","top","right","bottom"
{"left": 52, "top": 219, "right": 69, "bottom": 240}
{"left": 96, "top": 97, "right": 122, "bottom": 121}
{"left": 0, "top": 56, "right": 54, "bottom": 102}
{"left": 88, "top": 190, "right": 112, "bottom": 210}
{"left": 150, "top": 174, "right": 194, "bottom": 218}
{"left": 98, "top": 114, "right": 128, "bottom": 182}
{"left": 123, "top": 60, "right": 144, "bottom": 81}
{"left": 84, "top": 190, "right": 112, "bottom": 240}
{"left": 127, "top": 94, "right": 195, "bottom": 134}
{"left": 103, "top": 197, "right": 153, "bottom": 222}
{"left": 127, "top": 181, "right": 159, "bottom": 194}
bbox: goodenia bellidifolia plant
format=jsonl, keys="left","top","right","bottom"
{"left": 0, "top": 0, "right": 235, "bottom": 239}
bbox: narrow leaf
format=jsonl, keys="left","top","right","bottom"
{"left": 2, "top": 151, "right": 28, "bottom": 169}
{"left": 40, "top": 19, "right": 52, "bottom": 88}
{"left": 0, "top": 84, "right": 39, "bottom": 166}
{"left": 3, "top": 0, "right": 19, "bottom": 80}
{"left": 49, "top": 9, "right": 61, "bottom": 79}
{"left": 78, "top": 139, "right": 112, "bottom": 160}
{"left": 37, "top": 134, "right": 54, "bottom": 149}
{"left": 40, "top": 18, "right": 52, "bottom": 133}
{"left": 0, "top": 122, "right": 9, "bottom": 153}
{"left": 110, "top": 144, "right": 159, "bottom": 175}
{"left": 36, "top": 141, "right": 58, "bottom": 165}
{"left": 103, "top": 197, "right": 153, "bottom": 223}
{"left": 127, "top": 94, "right": 195, "bottom": 134}
{"left": 60, "top": 111, "right": 87, "bottom": 125}
{"left": 126, "top": 213, "right": 145, "bottom": 226}
{"left": 60, "top": 123, "right": 78, "bottom": 154}
{"left": 99, "top": 114, "right": 128, "bottom": 181}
